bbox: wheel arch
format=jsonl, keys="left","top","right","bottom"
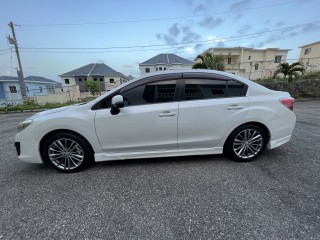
{"left": 223, "top": 121, "right": 270, "bottom": 148}
{"left": 39, "top": 129, "right": 95, "bottom": 162}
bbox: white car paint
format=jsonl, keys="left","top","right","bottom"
{"left": 15, "top": 69, "right": 296, "bottom": 166}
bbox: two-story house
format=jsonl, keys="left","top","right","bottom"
{"left": 60, "top": 63, "right": 127, "bottom": 92}
{"left": 299, "top": 41, "right": 320, "bottom": 72}
{"left": 139, "top": 53, "right": 193, "bottom": 75}
{"left": 203, "top": 47, "right": 290, "bottom": 80}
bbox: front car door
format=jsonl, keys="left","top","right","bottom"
{"left": 178, "top": 72, "right": 249, "bottom": 149}
{"left": 94, "top": 74, "right": 181, "bottom": 154}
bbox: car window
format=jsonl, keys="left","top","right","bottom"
{"left": 184, "top": 79, "right": 227, "bottom": 100}
{"left": 121, "top": 80, "right": 178, "bottom": 107}
{"left": 227, "top": 80, "right": 246, "bottom": 97}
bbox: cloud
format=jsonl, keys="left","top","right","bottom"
{"left": 198, "top": 16, "right": 223, "bottom": 29}
{"left": 181, "top": 26, "right": 201, "bottom": 42}
{"left": 236, "top": 24, "right": 253, "bottom": 35}
{"left": 193, "top": 3, "right": 206, "bottom": 14}
{"left": 301, "top": 23, "right": 320, "bottom": 33}
{"left": 229, "top": 0, "right": 251, "bottom": 11}
{"left": 123, "top": 64, "right": 135, "bottom": 68}
{"left": 276, "top": 21, "right": 285, "bottom": 27}
{"left": 184, "top": 46, "right": 195, "bottom": 54}
{"left": 168, "top": 23, "right": 180, "bottom": 38}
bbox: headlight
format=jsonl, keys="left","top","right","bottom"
{"left": 17, "top": 119, "right": 34, "bottom": 132}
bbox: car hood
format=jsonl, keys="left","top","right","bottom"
{"left": 30, "top": 106, "right": 71, "bottom": 119}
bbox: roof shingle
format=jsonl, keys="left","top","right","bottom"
{"left": 140, "top": 54, "right": 193, "bottom": 65}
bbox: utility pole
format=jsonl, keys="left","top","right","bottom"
{"left": 7, "top": 21, "right": 27, "bottom": 99}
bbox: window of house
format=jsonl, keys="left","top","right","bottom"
{"left": 164, "top": 67, "right": 166, "bottom": 70}
{"left": 110, "top": 78, "right": 115, "bottom": 83}
{"left": 274, "top": 55, "right": 282, "bottom": 63}
{"left": 304, "top": 48, "right": 311, "bottom": 55}
{"left": 100, "top": 78, "right": 104, "bottom": 82}
{"left": 145, "top": 68, "right": 150, "bottom": 73}
{"left": 94, "top": 78, "right": 97, "bottom": 81}
{"left": 9, "top": 86, "right": 17, "bottom": 93}
{"left": 254, "top": 63, "right": 259, "bottom": 70}
{"left": 39, "top": 86, "right": 43, "bottom": 93}
{"left": 156, "top": 68, "right": 158, "bottom": 71}
{"left": 121, "top": 80, "right": 177, "bottom": 107}
{"left": 78, "top": 78, "right": 82, "bottom": 82}
{"left": 65, "top": 79, "right": 70, "bottom": 84}
{"left": 159, "top": 67, "right": 162, "bottom": 70}
{"left": 26, "top": 86, "right": 29, "bottom": 93}
{"left": 227, "top": 57, "right": 232, "bottom": 64}
{"left": 248, "top": 56, "right": 251, "bottom": 60}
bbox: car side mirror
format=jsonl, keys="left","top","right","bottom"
{"left": 110, "top": 95, "right": 124, "bottom": 115}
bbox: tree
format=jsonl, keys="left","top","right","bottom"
{"left": 85, "top": 77, "right": 100, "bottom": 96}
{"left": 193, "top": 52, "right": 225, "bottom": 71}
{"left": 273, "top": 62, "right": 305, "bottom": 83}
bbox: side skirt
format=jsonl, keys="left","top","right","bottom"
{"left": 94, "top": 147, "right": 224, "bottom": 162}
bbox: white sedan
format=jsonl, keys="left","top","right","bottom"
{"left": 15, "top": 70, "right": 296, "bottom": 173}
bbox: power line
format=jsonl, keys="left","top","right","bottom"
{"left": 16, "top": 1, "right": 302, "bottom": 27}
{"left": 19, "top": 20, "right": 320, "bottom": 51}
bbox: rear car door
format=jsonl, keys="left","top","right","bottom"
{"left": 178, "top": 73, "right": 249, "bottom": 149}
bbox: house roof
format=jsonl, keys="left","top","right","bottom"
{"left": 140, "top": 53, "right": 194, "bottom": 65}
{"left": 60, "top": 63, "right": 125, "bottom": 77}
{"left": 299, "top": 41, "right": 320, "bottom": 48}
{"left": 0, "top": 75, "right": 59, "bottom": 85}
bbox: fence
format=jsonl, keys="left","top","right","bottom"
{"left": 0, "top": 85, "right": 89, "bottom": 108}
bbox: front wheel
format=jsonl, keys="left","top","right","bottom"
{"left": 42, "top": 132, "right": 94, "bottom": 173}
{"left": 224, "top": 124, "right": 268, "bottom": 162}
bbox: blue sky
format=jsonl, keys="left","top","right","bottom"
{"left": 0, "top": 0, "right": 319, "bottom": 81}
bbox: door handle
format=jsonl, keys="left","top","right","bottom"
{"left": 227, "top": 105, "right": 244, "bottom": 110}
{"left": 158, "top": 111, "right": 176, "bottom": 117}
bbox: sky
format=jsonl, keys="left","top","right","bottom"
{"left": 0, "top": 0, "right": 319, "bottom": 82}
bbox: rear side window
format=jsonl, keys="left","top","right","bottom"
{"left": 185, "top": 79, "right": 227, "bottom": 100}
{"left": 227, "top": 80, "right": 246, "bottom": 97}
{"left": 121, "top": 80, "right": 177, "bottom": 106}
{"left": 183, "top": 79, "right": 246, "bottom": 101}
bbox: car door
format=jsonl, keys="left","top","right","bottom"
{"left": 94, "top": 74, "right": 181, "bottom": 153}
{"left": 178, "top": 73, "right": 249, "bottom": 149}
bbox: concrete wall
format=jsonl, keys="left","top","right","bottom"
{"left": 139, "top": 64, "right": 193, "bottom": 75}
{"left": 34, "top": 85, "right": 80, "bottom": 104}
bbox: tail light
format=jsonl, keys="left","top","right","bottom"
{"left": 280, "top": 97, "right": 294, "bottom": 111}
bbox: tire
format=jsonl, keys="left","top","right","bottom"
{"left": 224, "top": 124, "right": 268, "bottom": 162}
{"left": 42, "top": 132, "right": 94, "bottom": 173}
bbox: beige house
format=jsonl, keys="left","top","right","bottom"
{"left": 204, "top": 47, "right": 290, "bottom": 80}
{"left": 299, "top": 41, "right": 320, "bottom": 72}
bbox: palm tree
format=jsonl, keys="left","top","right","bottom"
{"left": 193, "top": 52, "right": 225, "bottom": 71}
{"left": 273, "top": 62, "right": 305, "bottom": 82}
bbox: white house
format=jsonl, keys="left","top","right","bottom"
{"left": 139, "top": 53, "right": 194, "bottom": 75}
{"left": 60, "top": 63, "right": 127, "bottom": 92}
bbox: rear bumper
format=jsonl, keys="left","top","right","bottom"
{"left": 14, "top": 132, "right": 43, "bottom": 163}
{"left": 267, "top": 135, "right": 291, "bottom": 149}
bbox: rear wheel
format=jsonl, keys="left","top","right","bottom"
{"left": 224, "top": 124, "right": 267, "bottom": 162}
{"left": 42, "top": 132, "right": 94, "bottom": 173}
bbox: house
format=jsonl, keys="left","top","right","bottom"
{"left": 299, "top": 41, "right": 320, "bottom": 72}
{"left": 204, "top": 47, "right": 290, "bottom": 80}
{"left": 139, "top": 53, "right": 194, "bottom": 75}
{"left": 0, "top": 75, "right": 60, "bottom": 105}
{"left": 60, "top": 63, "right": 127, "bottom": 92}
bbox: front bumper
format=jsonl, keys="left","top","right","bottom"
{"left": 14, "top": 131, "right": 43, "bottom": 163}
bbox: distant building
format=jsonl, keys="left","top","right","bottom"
{"left": 299, "top": 41, "right": 320, "bottom": 72}
{"left": 139, "top": 53, "right": 194, "bottom": 75}
{"left": 0, "top": 75, "right": 60, "bottom": 105}
{"left": 60, "top": 63, "right": 127, "bottom": 92}
{"left": 204, "top": 47, "right": 290, "bottom": 80}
